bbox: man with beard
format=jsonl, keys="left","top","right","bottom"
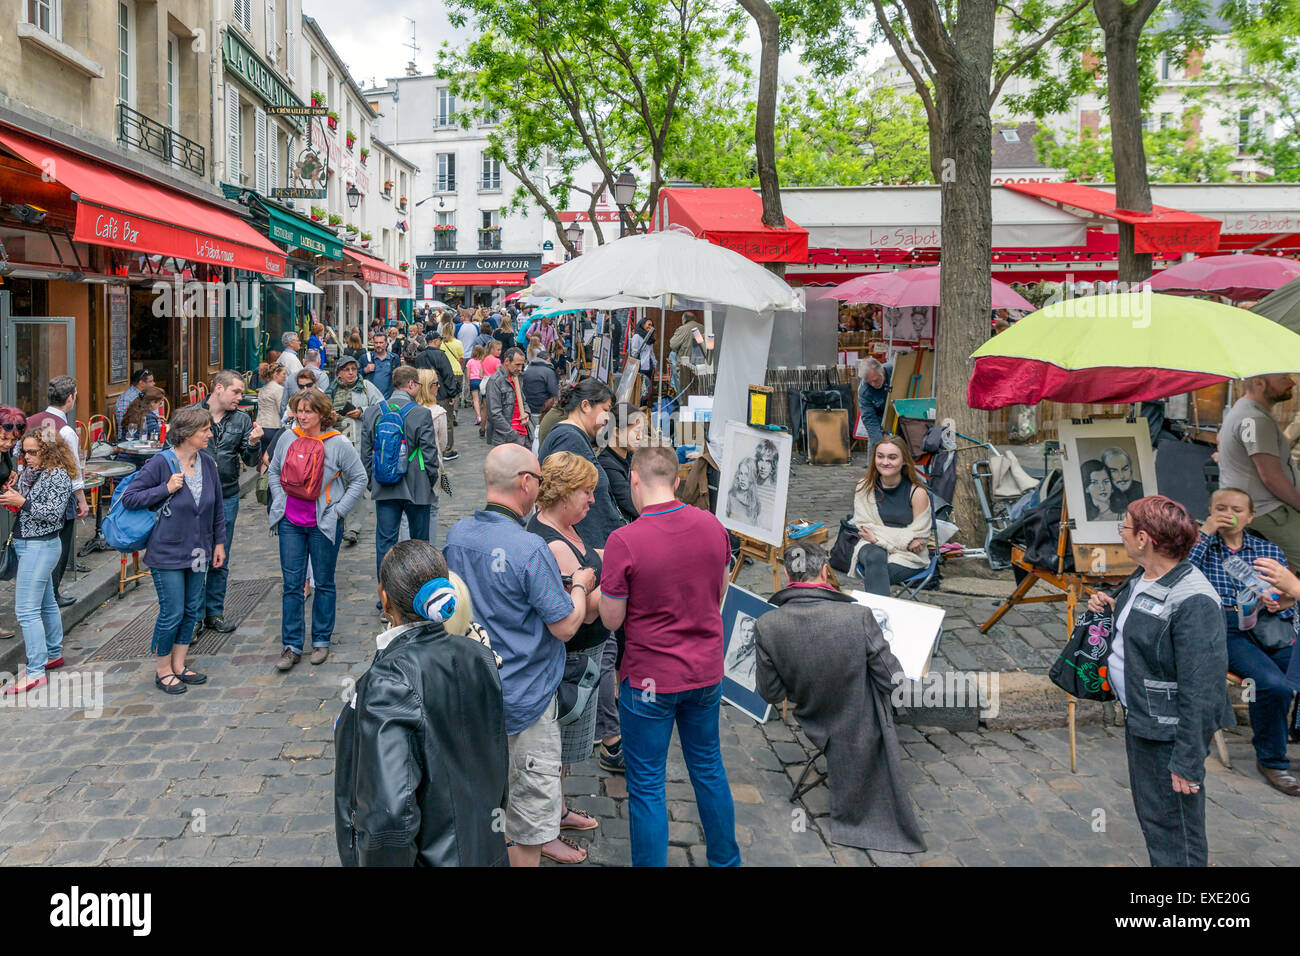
{"left": 1220, "top": 374, "right": 1300, "bottom": 567}
{"left": 1100, "top": 446, "right": 1143, "bottom": 512}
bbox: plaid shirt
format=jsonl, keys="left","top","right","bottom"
{"left": 1188, "top": 530, "right": 1295, "bottom": 620}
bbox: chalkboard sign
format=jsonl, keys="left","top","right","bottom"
{"left": 109, "top": 286, "right": 129, "bottom": 384}
{"left": 209, "top": 315, "right": 220, "bottom": 365}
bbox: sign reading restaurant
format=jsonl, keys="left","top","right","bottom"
{"left": 416, "top": 254, "right": 542, "bottom": 275}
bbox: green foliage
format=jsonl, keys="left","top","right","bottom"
{"left": 1033, "top": 112, "right": 1238, "bottom": 181}
{"left": 437, "top": 0, "right": 745, "bottom": 242}
{"left": 665, "top": 76, "right": 932, "bottom": 186}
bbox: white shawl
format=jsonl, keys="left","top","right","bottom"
{"left": 849, "top": 482, "right": 932, "bottom": 573}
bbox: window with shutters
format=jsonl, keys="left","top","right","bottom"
{"left": 233, "top": 0, "right": 252, "bottom": 34}
{"left": 254, "top": 106, "right": 268, "bottom": 194}
{"left": 267, "top": 118, "right": 279, "bottom": 191}
{"left": 265, "top": 0, "right": 278, "bottom": 63}
{"left": 285, "top": 22, "right": 295, "bottom": 79}
{"left": 226, "top": 83, "right": 242, "bottom": 183}
{"left": 285, "top": 133, "right": 295, "bottom": 185}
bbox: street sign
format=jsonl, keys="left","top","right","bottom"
{"left": 269, "top": 105, "right": 329, "bottom": 117}
{"left": 542, "top": 240, "right": 554, "bottom": 250}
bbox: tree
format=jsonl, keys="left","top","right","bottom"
{"left": 1216, "top": 0, "right": 1300, "bottom": 179}
{"left": 665, "top": 77, "right": 933, "bottom": 187}
{"left": 1034, "top": 111, "right": 1237, "bottom": 181}
{"left": 736, "top": 0, "right": 787, "bottom": 254}
{"left": 438, "top": 0, "right": 744, "bottom": 255}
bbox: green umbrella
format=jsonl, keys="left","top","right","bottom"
{"left": 1253, "top": 276, "right": 1300, "bottom": 334}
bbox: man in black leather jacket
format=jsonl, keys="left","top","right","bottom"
{"left": 334, "top": 540, "right": 509, "bottom": 866}
{"left": 199, "top": 371, "right": 262, "bottom": 633}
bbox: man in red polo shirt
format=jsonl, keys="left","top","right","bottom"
{"left": 599, "top": 444, "right": 740, "bottom": 867}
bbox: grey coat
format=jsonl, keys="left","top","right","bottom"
{"left": 360, "top": 391, "right": 439, "bottom": 505}
{"left": 483, "top": 369, "right": 528, "bottom": 447}
{"left": 755, "top": 585, "right": 926, "bottom": 854}
{"left": 267, "top": 430, "right": 368, "bottom": 545}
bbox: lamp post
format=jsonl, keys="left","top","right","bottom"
{"left": 564, "top": 220, "right": 582, "bottom": 258}
{"left": 613, "top": 168, "right": 636, "bottom": 238}
{"left": 346, "top": 183, "right": 362, "bottom": 210}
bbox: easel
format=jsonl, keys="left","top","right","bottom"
{"left": 979, "top": 497, "right": 1135, "bottom": 772}
{"left": 728, "top": 524, "right": 835, "bottom": 596}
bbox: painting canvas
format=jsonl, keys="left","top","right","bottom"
{"left": 881, "top": 306, "right": 933, "bottom": 342}
{"left": 596, "top": 334, "right": 612, "bottom": 384}
{"left": 1060, "top": 418, "right": 1158, "bottom": 545}
{"left": 715, "top": 420, "right": 793, "bottom": 547}
{"left": 848, "top": 591, "right": 945, "bottom": 682}
{"left": 720, "top": 585, "right": 775, "bottom": 722}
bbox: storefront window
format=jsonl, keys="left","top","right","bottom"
{"left": 441, "top": 286, "right": 465, "bottom": 309}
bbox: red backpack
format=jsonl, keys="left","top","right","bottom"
{"left": 280, "top": 427, "right": 341, "bottom": 501}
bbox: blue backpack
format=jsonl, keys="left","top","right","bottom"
{"left": 373, "top": 402, "right": 420, "bottom": 485}
{"left": 103, "top": 448, "right": 180, "bottom": 552}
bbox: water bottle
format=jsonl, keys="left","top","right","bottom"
{"left": 1222, "top": 554, "right": 1278, "bottom": 601}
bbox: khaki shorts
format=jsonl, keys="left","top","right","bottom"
{"left": 505, "top": 695, "right": 563, "bottom": 847}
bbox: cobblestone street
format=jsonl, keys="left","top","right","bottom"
{"left": 4, "top": 432, "right": 1300, "bottom": 867}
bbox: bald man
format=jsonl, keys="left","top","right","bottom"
{"left": 443, "top": 444, "right": 595, "bottom": 867}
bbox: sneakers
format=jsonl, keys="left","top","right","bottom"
{"left": 598, "top": 740, "right": 625, "bottom": 774}
{"left": 310, "top": 647, "right": 330, "bottom": 665}
{"left": 276, "top": 648, "right": 301, "bottom": 672}
{"left": 203, "top": 616, "right": 237, "bottom": 633}
{"left": 442, "top": 450, "right": 459, "bottom": 462}
{"left": 45, "top": 657, "right": 65, "bottom": 670}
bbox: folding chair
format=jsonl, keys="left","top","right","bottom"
{"left": 790, "top": 747, "right": 827, "bottom": 803}
{"left": 972, "top": 460, "right": 1014, "bottom": 571}
{"left": 894, "top": 489, "right": 945, "bottom": 600}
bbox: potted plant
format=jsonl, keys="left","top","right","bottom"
{"left": 327, "top": 111, "right": 339, "bottom": 130}
{"left": 345, "top": 223, "right": 359, "bottom": 234}
{"left": 311, "top": 90, "right": 326, "bottom": 108}
{"left": 399, "top": 261, "right": 410, "bottom": 272}
{"left": 433, "top": 224, "right": 455, "bottom": 232}
{"left": 360, "top": 231, "right": 372, "bottom": 247}
{"left": 310, "top": 206, "right": 326, "bottom": 222}
{"left": 398, "top": 195, "right": 408, "bottom": 210}
{"left": 346, "top": 130, "right": 356, "bottom": 150}
{"left": 360, "top": 147, "right": 370, "bottom": 164}
{"left": 328, "top": 213, "right": 343, "bottom": 227}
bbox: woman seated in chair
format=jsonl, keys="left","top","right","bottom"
{"left": 1190, "top": 487, "right": 1300, "bottom": 797}
{"left": 116, "top": 386, "right": 165, "bottom": 469}
{"left": 850, "top": 434, "right": 931, "bottom": 596}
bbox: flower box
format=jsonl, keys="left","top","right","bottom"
{"left": 399, "top": 262, "right": 410, "bottom": 272}
{"left": 433, "top": 224, "right": 455, "bottom": 232}
{"left": 311, "top": 90, "right": 325, "bottom": 108}
{"left": 360, "top": 147, "right": 370, "bottom": 164}
{"left": 328, "top": 214, "right": 343, "bottom": 226}
{"left": 327, "top": 112, "right": 339, "bottom": 130}
{"left": 346, "top": 130, "right": 356, "bottom": 150}
{"left": 398, "top": 196, "right": 408, "bottom": 209}
{"left": 310, "top": 206, "right": 326, "bottom": 222}
{"left": 345, "top": 224, "right": 359, "bottom": 234}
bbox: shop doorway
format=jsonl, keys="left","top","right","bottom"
{"left": 127, "top": 284, "right": 187, "bottom": 408}
{"left": 0, "top": 291, "right": 75, "bottom": 414}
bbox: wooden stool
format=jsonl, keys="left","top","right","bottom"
{"left": 1215, "top": 672, "right": 1253, "bottom": 769}
{"left": 119, "top": 551, "right": 148, "bottom": 598}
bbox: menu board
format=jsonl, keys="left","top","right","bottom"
{"left": 209, "top": 315, "right": 220, "bottom": 365}
{"left": 109, "top": 286, "right": 129, "bottom": 384}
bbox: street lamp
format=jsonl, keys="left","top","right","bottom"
{"left": 564, "top": 220, "right": 582, "bottom": 257}
{"left": 346, "top": 183, "right": 362, "bottom": 209}
{"left": 613, "top": 168, "right": 637, "bottom": 237}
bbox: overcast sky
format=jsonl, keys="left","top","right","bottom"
{"left": 302, "top": 0, "right": 880, "bottom": 91}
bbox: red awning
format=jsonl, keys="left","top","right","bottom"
{"left": 344, "top": 249, "right": 411, "bottom": 290}
{"left": 654, "top": 187, "right": 808, "bottom": 263}
{"left": 429, "top": 272, "right": 528, "bottom": 287}
{"left": 1003, "top": 181, "right": 1221, "bottom": 255}
{"left": 0, "top": 127, "right": 286, "bottom": 276}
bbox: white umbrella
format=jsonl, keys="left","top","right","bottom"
{"left": 530, "top": 230, "right": 804, "bottom": 314}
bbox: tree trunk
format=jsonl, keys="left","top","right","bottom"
{"left": 1096, "top": 0, "right": 1162, "bottom": 284}
{"left": 738, "top": 0, "right": 787, "bottom": 276}
{"left": 905, "top": 0, "right": 996, "bottom": 537}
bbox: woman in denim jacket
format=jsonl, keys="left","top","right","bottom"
{"left": 1087, "top": 495, "right": 1232, "bottom": 867}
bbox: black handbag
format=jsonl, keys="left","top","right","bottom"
{"left": 1248, "top": 612, "right": 1296, "bottom": 652}
{"left": 0, "top": 530, "right": 15, "bottom": 581}
{"left": 1049, "top": 605, "right": 1116, "bottom": 701}
{"left": 828, "top": 518, "right": 858, "bottom": 575}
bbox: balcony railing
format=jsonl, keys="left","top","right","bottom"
{"left": 478, "top": 229, "right": 501, "bottom": 251}
{"left": 118, "top": 103, "right": 205, "bottom": 177}
{"left": 479, "top": 177, "right": 502, "bottom": 191}
{"left": 435, "top": 178, "right": 456, "bottom": 193}
{"left": 434, "top": 230, "right": 457, "bottom": 251}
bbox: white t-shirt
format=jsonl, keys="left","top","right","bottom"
{"left": 1111, "top": 577, "right": 1160, "bottom": 706}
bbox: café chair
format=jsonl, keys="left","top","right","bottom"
{"left": 194, "top": 381, "right": 208, "bottom": 403}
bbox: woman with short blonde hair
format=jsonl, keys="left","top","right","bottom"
{"left": 526, "top": 449, "right": 607, "bottom": 863}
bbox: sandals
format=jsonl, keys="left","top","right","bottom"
{"left": 540, "top": 835, "right": 588, "bottom": 864}
{"left": 176, "top": 668, "right": 207, "bottom": 685}
{"left": 560, "top": 807, "right": 600, "bottom": 831}
{"left": 155, "top": 673, "right": 187, "bottom": 695}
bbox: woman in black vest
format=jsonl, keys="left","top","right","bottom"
{"left": 849, "top": 435, "right": 931, "bottom": 595}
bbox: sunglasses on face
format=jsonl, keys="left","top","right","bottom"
{"left": 1, "top": 423, "right": 25, "bottom": 433}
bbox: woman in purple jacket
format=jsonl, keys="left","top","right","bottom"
{"left": 121, "top": 404, "right": 226, "bottom": 696}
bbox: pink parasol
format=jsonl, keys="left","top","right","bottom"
{"left": 828, "top": 265, "right": 1035, "bottom": 311}
{"left": 1148, "top": 254, "right": 1300, "bottom": 301}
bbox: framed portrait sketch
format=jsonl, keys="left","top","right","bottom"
{"left": 720, "top": 585, "right": 775, "bottom": 722}
{"left": 881, "top": 306, "right": 933, "bottom": 342}
{"left": 1060, "top": 418, "right": 1158, "bottom": 545}
{"left": 715, "top": 420, "right": 793, "bottom": 547}
{"left": 849, "top": 591, "right": 945, "bottom": 682}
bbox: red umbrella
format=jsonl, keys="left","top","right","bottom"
{"left": 828, "top": 265, "right": 1035, "bottom": 310}
{"left": 1149, "top": 254, "right": 1300, "bottom": 301}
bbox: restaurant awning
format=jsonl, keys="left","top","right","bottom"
{"left": 344, "top": 248, "right": 411, "bottom": 291}
{"left": 428, "top": 272, "right": 529, "bottom": 287}
{"left": 653, "top": 187, "right": 809, "bottom": 263}
{"left": 1003, "top": 181, "right": 1222, "bottom": 254}
{"left": 0, "top": 127, "right": 287, "bottom": 276}
{"left": 265, "top": 205, "right": 342, "bottom": 259}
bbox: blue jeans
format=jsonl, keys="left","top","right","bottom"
{"left": 279, "top": 519, "right": 343, "bottom": 651}
{"left": 149, "top": 568, "right": 206, "bottom": 656}
{"left": 14, "top": 537, "right": 63, "bottom": 677}
{"left": 375, "top": 499, "right": 430, "bottom": 580}
{"left": 1225, "top": 626, "right": 1298, "bottom": 769}
{"left": 204, "top": 495, "right": 239, "bottom": 620}
{"left": 618, "top": 678, "right": 740, "bottom": 867}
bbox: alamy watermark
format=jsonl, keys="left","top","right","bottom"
{"left": 151, "top": 278, "right": 259, "bottom": 328}
{"left": 0, "top": 670, "right": 104, "bottom": 717}
{"left": 891, "top": 670, "right": 1000, "bottom": 719}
